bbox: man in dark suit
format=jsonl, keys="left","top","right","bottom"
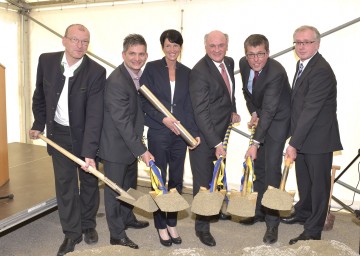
{"left": 98, "top": 34, "right": 153, "bottom": 249}
{"left": 189, "top": 30, "right": 240, "bottom": 247}
{"left": 238, "top": 34, "right": 291, "bottom": 244}
{"left": 283, "top": 25, "right": 342, "bottom": 245}
{"left": 30, "top": 24, "right": 106, "bottom": 256}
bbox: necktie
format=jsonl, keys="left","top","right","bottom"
{"left": 219, "top": 63, "right": 231, "bottom": 96}
{"left": 253, "top": 71, "right": 259, "bottom": 85}
{"left": 248, "top": 71, "right": 259, "bottom": 94}
{"left": 296, "top": 63, "right": 304, "bottom": 79}
{"left": 293, "top": 63, "right": 303, "bottom": 89}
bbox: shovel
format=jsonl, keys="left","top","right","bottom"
{"left": 191, "top": 124, "right": 232, "bottom": 216}
{"left": 38, "top": 134, "right": 158, "bottom": 213}
{"left": 139, "top": 84, "right": 197, "bottom": 148}
{"left": 261, "top": 158, "right": 295, "bottom": 211}
{"left": 227, "top": 156, "right": 258, "bottom": 217}
{"left": 148, "top": 160, "right": 189, "bottom": 212}
{"left": 227, "top": 124, "right": 258, "bottom": 217}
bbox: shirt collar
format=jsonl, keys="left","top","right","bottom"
{"left": 124, "top": 63, "right": 142, "bottom": 90}
{"left": 61, "top": 54, "right": 83, "bottom": 77}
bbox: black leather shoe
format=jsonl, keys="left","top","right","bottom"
{"left": 83, "top": 228, "right": 98, "bottom": 245}
{"left": 168, "top": 230, "right": 182, "bottom": 244}
{"left": 280, "top": 213, "right": 306, "bottom": 225}
{"left": 125, "top": 220, "right": 149, "bottom": 229}
{"left": 239, "top": 215, "right": 265, "bottom": 225}
{"left": 110, "top": 236, "right": 139, "bottom": 249}
{"left": 289, "top": 233, "right": 320, "bottom": 245}
{"left": 195, "top": 231, "right": 216, "bottom": 246}
{"left": 57, "top": 236, "right": 82, "bottom": 256}
{"left": 219, "top": 212, "right": 231, "bottom": 220}
{"left": 263, "top": 226, "right": 278, "bottom": 244}
{"left": 157, "top": 229, "right": 172, "bottom": 247}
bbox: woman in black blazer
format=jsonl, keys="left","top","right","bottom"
{"left": 140, "top": 29, "right": 199, "bottom": 247}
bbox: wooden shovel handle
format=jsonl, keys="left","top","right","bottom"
{"left": 139, "top": 85, "right": 197, "bottom": 147}
{"left": 38, "top": 134, "right": 134, "bottom": 200}
{"left": 279, "top": 158, "right": 292, "bottom": 191}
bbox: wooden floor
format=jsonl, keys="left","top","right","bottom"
{"left": 0, "top": 142, "right": 56, "bottom": 232}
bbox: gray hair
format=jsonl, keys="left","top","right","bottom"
{"left": 293, "top": 25, "right": 321, "bottom": 42}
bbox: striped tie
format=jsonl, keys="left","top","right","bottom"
{"left": 293, "top": 63, "right": 304, "bottom": 89}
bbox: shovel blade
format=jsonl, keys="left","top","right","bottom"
{"left": 117, "top": 188, "right": 159, "bottom": 213}
{"left": 227, "top": 191, "right": 257, "bottom": 217}
{"left": 191, "top": 188, "right": 226, "bottom": 216}
{"left": 150, "top": 189, "right": 189, "bottom": 212}
{"left": 261, "top": 187, "right": 294, "bottom": 211}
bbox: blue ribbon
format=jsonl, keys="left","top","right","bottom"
{"left": 149, "top": 160, "right": 167, "bottom": 194}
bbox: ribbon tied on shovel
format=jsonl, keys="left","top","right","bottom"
{"left": 191, "top": 124, "right": 232, "bottom": 216}
{"left": 226, "top": 124, "right": 258, "bottom": 217}
{"left": 148, "top": 160, "right": 189, "bottom": 212}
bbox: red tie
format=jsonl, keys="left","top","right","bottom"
{"left": 219, "top": 63, "right": 231, "bottom": 96}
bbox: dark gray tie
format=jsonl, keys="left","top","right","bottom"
{"left": 293, "top": 63, "right": 304, "bottom": 89}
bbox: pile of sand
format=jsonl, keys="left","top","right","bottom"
{"left": 68, "top": 240, "right": 358, "bottom": 256}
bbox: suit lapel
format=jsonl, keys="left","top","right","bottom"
{"left": 160, "top": 58, "right": 172, "bottom": 103}
{"left": 292, "top": 53, "right": 320, "bottom": 101}
{"left": 205, "top": 55, "right": 231, "bottom": 100}
{"left": 119, "top": 63, "right": 137, "bottom": 93}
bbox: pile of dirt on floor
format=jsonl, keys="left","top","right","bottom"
{"left": 68, "top": 240, "right": 358, "bottom": 256}
{"left": 242, "top": 240, "right": 358, "bottom": 256}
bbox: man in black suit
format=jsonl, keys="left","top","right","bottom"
{"left": 189, "top": 30, "right": 240, "bottom": 247}
{"left": 98, "top": 34, "right": 153, "bottom": 249}
{"left": 239, "top": 34, "right": 291, "bottom": 244}
{"left": 283, "top": 25, "right": 342, "bottom": 245}
{"left": 30, "top": 24, "right": 106, "bottom": 256}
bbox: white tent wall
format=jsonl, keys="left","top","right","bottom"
{"left": 1, "top": 0, "right": 360, "bottom": 210}
{"left": 0, "top": 9, "right": 21, "bottom": 143}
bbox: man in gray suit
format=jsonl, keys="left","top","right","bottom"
{"left": 283, "top": 25, "right": 342, "bottom": 244}
{"left": 99, "top": 34, "right": 153, "bottom": 249}
{"left": 189, "top": 30, "right": 240, "bottom": 247}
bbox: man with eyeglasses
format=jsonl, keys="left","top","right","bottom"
{"left": 282, "top": 25, "right": 342, "bottom": 245}
{"left": 238, "top": 34, "right": 291, "bottom": 244}
{"left": 29, "top": 24, "right": 106, "bottom": 255}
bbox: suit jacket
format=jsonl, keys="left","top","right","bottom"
{"left": 289, "top": 52, "right": 342, "bottom": 153}
{"left": 99, "top": 63, "right": 147, "bottom": 164}
{"left": 189, "top": 55, "right": 236, "bottom": 148}
{"left": 239, "top": 57, "right": 291, "bottom": 143}
{"left": 31, "top": 51, "right": 106, "bottom": 158}
{"left": 140, "top": 57, "right": 198, "bottom": 136}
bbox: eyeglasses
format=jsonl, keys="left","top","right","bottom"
{"left": 293, "top": 41, "right": 315, "bottom": 46}
{"left": 66, "top": 37, "right": 89, "bottom": 46}
{"left": 246, "top": 52, "right": 266, "bottom": 59}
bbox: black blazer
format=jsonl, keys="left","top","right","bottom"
{"left": 289, "top": 52, "right": 342, "bottom": 153}
{"left": 99, "top": 63, "right": 147, "bottom": 164}
{"left": 140, "top": 57, "right": 198, "bottom": 136}
{"left": 31, "top": 51, "right": 106, "bottom": 158}
{"left": 189, "top": 55, "right": 236, "bottom": 148}
{"left": 239, "top": 57, "right": 291, "bottom": 143}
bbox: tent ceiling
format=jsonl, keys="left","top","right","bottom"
{"left": 2, "top": 0, "right": 165, "bottom": 11}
